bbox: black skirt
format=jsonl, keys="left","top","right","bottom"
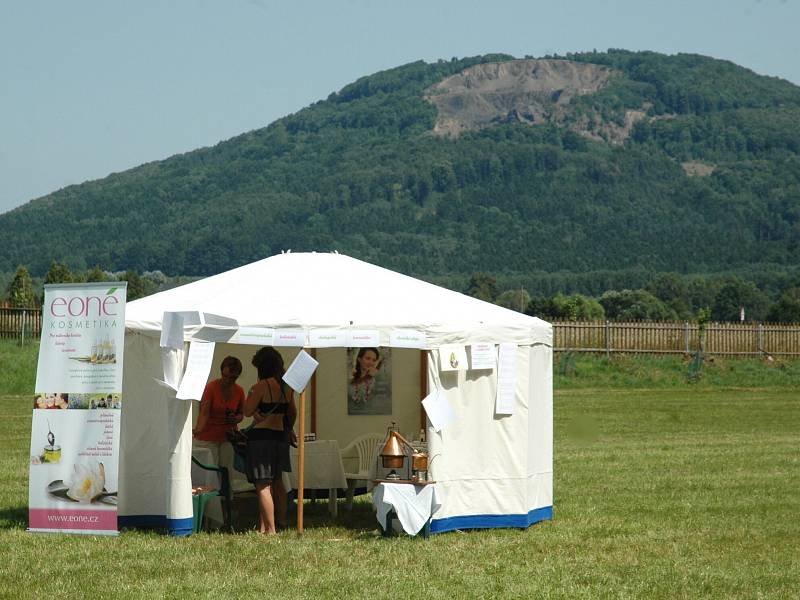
{"left": 245, "top": 427, "right": 291, "bottom": 484}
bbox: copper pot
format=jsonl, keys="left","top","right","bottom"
{"left": 380, "top": 430, "right": 406, "bottom": 469}
{"left": 411, "top": 452, "right": 428, "bottom": 471}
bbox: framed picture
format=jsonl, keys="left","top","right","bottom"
{"left": 347, "top": 347, "right": 391, "bottom": 415}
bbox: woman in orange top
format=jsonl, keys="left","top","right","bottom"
{"left": 193, "top": 356, "right": 245, "bottom": 471}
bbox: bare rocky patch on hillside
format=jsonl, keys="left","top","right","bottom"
{"left": 425, "top": 59, "right": 646, "bottom": 143}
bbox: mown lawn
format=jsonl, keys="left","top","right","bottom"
{"left": 1, "top": 383, "right": 797, "bottom": 599}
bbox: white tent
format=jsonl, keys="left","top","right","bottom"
{"left": 119, "top": 252, "right": 553, "bottom": 535}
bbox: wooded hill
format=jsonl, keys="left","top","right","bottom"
{"left": 2, "top": 49, "right": 799, "bottom": 295}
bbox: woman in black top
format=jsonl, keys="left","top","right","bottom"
{"left": 244, "top": 346, "right": 297, "bottom": 534}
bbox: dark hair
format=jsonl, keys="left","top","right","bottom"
{"left": 351, "top": 347, "right": 379, "bottom": 383}
{"left": 220, "top": 355, "right": 243, "bottom": 375}
{"left": 251, "top": 347, "right": 285, "bottom": 381}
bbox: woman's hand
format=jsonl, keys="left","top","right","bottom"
{"left": 252, "top": 410, "right": 266, "bottom": 424}
{"left": 366, "top": 358, "right": 382, "bottom": 377}
{"left": 290, "top": 430, "right": 298, "bottom": 448}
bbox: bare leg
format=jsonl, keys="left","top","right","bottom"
{"left": 255, "top": 480, "right": 276, "bottom": 535}
{"left": 272, "top": 477, "right": 288, "bottom": 528}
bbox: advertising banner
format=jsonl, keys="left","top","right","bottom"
{"left": 28, "top": 282, "right": 126, "bottom": 535}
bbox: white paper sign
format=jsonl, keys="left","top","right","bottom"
{"left": 495, "top": 343, "right": 517, "bottom": 415}
{"left": 274, "top": 329, "right": 307, "bottom": 347}
{"left": 389, "top": 329, "right": 427, "bottom": 349}
{"left": 176, "top": 341, "right": 215, "bottom": 400}
{"left": 346, "top": 330, "right": 380, "bottom": 347}
{"left": 160, "top": 311, "right": 184, "bottom": 349}
{"left": 232, "top": 327, "right": 275, "bottom": 345}
{"left": 470, "top": 343, "right": 496, "bottom": 370}
{"left": 421, "top": 391, "right": 456, "bottom": 432}
{"left": 193, "top": 327, "right": 236, "bottom": 343}
{"left": 282, "top": 350, "right": 319, "bottom": 393}
{"left": 309, "top": 329, "right": 348, "bottom": 348}
{"left": 202, "top": 313, "right": 238, "bottom": 327}
{"left": 438, "top": 345, "right": 468, "bottom": 372}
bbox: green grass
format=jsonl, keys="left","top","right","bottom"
{"left": 0, "top": 339, "right": 38, "bottom": 395}
{"left": 1, "top": 344, "right": 798, "bottom": 598}
{"left": 555, "top": 352, "right": 800, "bottom": 389}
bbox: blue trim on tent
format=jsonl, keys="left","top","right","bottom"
{"left": 430, "top": 505, "right": 553, "bottom": 534}
{"left": 118, "top": 514, "right": 194, "bottom": 536}
{"left": 118, "top": 514, "right": 167, "bottom": 529}
{"left": 167, "top": 517, "right": 194, "bottom": 537}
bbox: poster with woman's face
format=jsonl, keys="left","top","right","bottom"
{"left": 347, "top": 347, "right": 391, "bottom": 415}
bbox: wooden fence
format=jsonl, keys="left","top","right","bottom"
{"left": 554, "top": 320, "right": 800, "bottom": 357}
{"left": 0, "top": 308, "right": 42, "bottom": 342}
{"left": 2, "top": 309, "right": 799, "bottom": 357}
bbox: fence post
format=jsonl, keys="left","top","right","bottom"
{"left": 21, "top": 310, "right": 26, "bottom": 347}
{"left": 757, "top": 323, "right": 764, "bottom": 357}
{"left": 605, "top": 320, "right": 610, "bottom": 357}
{"left": 684, "top": 321, "right": 689, "bottom": 355}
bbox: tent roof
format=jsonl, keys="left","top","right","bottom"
{"left": 125, "top": 252, "right": 551, "bottom": 347}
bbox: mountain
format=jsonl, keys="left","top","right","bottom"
{"left": 2, "top": 50, "right": 799, "bottom": 293}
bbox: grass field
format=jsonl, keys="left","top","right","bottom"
{"left": 0, "top": 341, "right": 798, "bottom": 598}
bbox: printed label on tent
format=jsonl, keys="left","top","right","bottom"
{"left": 438, "top": 345, "right": 468, "bottom": 372}
{"left": 469, "top": 343, "right": 496, "bottom": 370}
{"left": 176, "top": 341, "right": 215, "bottom": 400}
{"left": 346, "top": 330, "right": 380, "bottom": 347}
{"left": 309, "top": 329, "right": 348, "bottom": 348}
{"left": 232, "top": 327, "right": 275, "bottom": 345}
{"left": 273, "top": 329, "right": 308, "bottom": 347}
{"left": 389, "top": 329, "right": 427, "bottom": 349}
{"left": 495, "top": 343, "right": 517, "bottom": 415}
{"left": 30, "top": 282, "right": 126, "bottom": 535}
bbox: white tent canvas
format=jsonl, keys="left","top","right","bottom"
{"left": 119, "top": 252, "right": 553, "bottom": 535}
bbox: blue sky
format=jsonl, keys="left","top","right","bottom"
{"left": 1, "top": 0, "right": 798, "bottom": 214}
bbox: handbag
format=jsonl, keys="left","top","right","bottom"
{"left": 226, "top": 426, "right": 250, "bottom": 474}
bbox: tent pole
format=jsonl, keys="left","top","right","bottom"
{"left": 419, "top": 350, "right": 428, "bottom": 430}
{"left": 297, "top": 389, "right": 306, "bottom": 533}
{"left": 310, "top": 348, "right": 317, "bottom": 435}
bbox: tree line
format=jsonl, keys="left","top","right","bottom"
{"left": 2, "top": 262, "right": 197, "bottom": 307}
{"left": 5, "top": 262, "right": 800, "bottom": 325}
{"left": 466, "top": 271, "right": 800, "bottom": 324}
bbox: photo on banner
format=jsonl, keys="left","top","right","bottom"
{"left": 346, "top": 347, "right": 391, "bottom": 415}
{"left": 29, "top": 282, "right": 126, "bottom": 535}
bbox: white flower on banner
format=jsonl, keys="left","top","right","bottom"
{"left": 66, "top": 462, "right": 106, "bottom": 503}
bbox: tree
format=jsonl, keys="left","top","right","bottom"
{"left": 711, "top": 277, "right": 769, "bottom": 322}
{"left": 84, "top": 265, "right": 110, "bottom": 282}
{"left": 766, "top": 287, "right": 800, "bottom": 323}
{"left": 646, "top": 272, "right": 691, "bottom": 318}
{"left": 465, "top": 272, "right": 498, "bottom": 303}
{"left": 495, "top": 288, "right": 531, "bottom": 313}
{"left": 7, "top": 265, "right": 36, "bottom": 308}
{"left": 527, "top": 293, "right": 604, "bottom": 321}
{"left": 44, "top": 261, "right": 74, "bottom": 284}
{"left": 599, "top": 289, "right": 677, "bottom": 320}
{"left": 120, "top": 270, "right": 147, "bottom": 301}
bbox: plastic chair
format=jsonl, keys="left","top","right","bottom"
{"left": 191, "top": 455, "right": 232, "bottom": 531}
{"left": 340, "top": 433, "right": 385, "bottom": 510}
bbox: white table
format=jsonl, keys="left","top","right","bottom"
{"left": 288, "top": 440, "right": 348, "bottom": 517}
{"left": 372, "top": 482, "right": 440, "bottom": 536}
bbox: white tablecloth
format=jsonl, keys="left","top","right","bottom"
{"left": 373, "top": 482, "right": 440, "bottom": 535}
{"left": 288, "top": 440, "right": 347, "bottom": 516}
